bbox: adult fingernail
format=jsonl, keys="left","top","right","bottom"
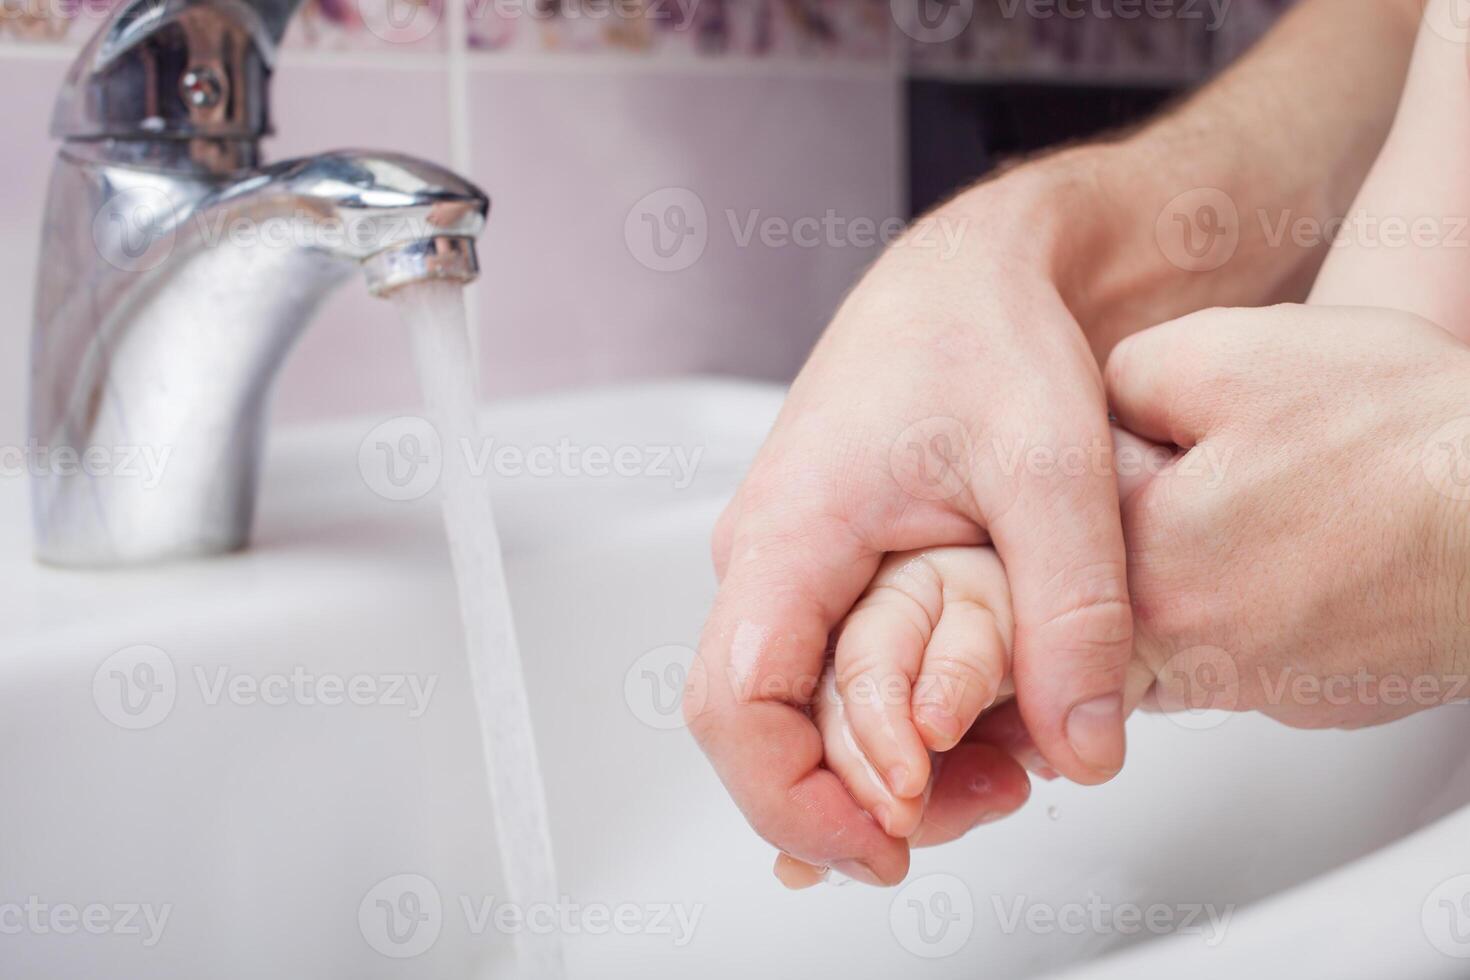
{"left": 833, "top": 860, "right": 886, "bottom": 887}
{"left": 1066, "top": 693, "right": 1125, "bottom": 778}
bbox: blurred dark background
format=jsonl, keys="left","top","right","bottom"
{"left": 908, "top": 79, "right": 1180, "bottom": 213}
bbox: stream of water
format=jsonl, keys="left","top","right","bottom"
{"left": 394, "top": 280, "right": 565, "bottom": 979}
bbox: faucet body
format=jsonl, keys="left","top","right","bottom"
{"left": 32, "top": 0, "right": 488, "bottom": 566}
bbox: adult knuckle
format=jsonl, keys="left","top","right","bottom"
{"left": 1037, "top": 583, "right": 1134, "bottom": 653}
{"left": 1041, "top": 554, "right": 1131, "bottom": 613}
{"left": 737, "top": 436, "right": 875, "bottom": 524}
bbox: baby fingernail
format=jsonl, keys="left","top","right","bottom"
{"left": 773, "top": 852, "right": 828, "bottom": 890}
{"left": 883, "top": 805, "right": 923, "bottom": 840}
{"left": 916, "top": 704, "right": 961, "bottom": 747}
{"left": 1067, "top": 693, "right": 1125, "bottom": 778}
{"left": 886, "top": 765, "right": 914, "bottom": 797}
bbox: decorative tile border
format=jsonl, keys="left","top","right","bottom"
{"left": 902, "top": 0, "right": 1299, "bottom": 84}
{"left": 2, "top": 0, "right": 1296, "bottom": 78}
{"left": 0, "top": 0, "right": 453, "bottom": 51}
{"left": 463, "top": 1, "right": 894, "bottom": 60}
{"left": 1, "top": 0, "right": 117, "bottom": 45}
{"left": 282, "top": 0, "right": 447, "bottom": 52}
{"left": 904, "top": 3, "right": 1211, "bottom": 84}
{"left": 1, "top": 0, "right": 893, "bottom": 60}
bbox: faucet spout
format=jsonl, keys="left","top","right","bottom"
{"left": 30, "top": 149, "right": 488, "bottom": 566}
{"left": 32, "top": 0, "right": 491, "bottom": 566}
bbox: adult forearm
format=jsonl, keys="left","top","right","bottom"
{"left": 1092, "top": 0, "right": 1420, "bottom": 349}
{"left": 942, "top": 0, "right": 1421, "bottom": 361}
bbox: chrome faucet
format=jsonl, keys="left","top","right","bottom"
{"left": 31, "top": 0, "right": 488, "bottom": 567}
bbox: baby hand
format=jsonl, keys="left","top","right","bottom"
{"left": 815, "top": 546, "right": 1020, "bottom": 839}
{"left": 773, "top": 429, "right": 1162, "bottom": 888}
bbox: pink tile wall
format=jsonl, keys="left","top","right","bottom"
{"left": 0, "top": 57, "right": 69, "bottom": 450}
{"left": 267, "top": 62, "right": 457, "bottom": 422}
{"left": 0, "top": 0, "right": 1297, "bottom": 440}
{"left": 0, "top": 40, "right": 900, "bottom": 437}
{"left": 463, "top": 68, "right": 899, "bottom": 397}
{"left": 264, "top": 63, "right": 899, "bottom": 418}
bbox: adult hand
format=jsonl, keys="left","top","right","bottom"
{"left": 687, "top": 0, "right": 1423, "bottom": 882}
{"left": 685, "top": 161, "right": 1135, "bottom": 886}
{"left": 1105, "top": 304, "right": 1470, "bottom": 726}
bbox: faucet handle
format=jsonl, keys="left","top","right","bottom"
{"left": 52, "top": 0, "right": 282, "bottom": 149}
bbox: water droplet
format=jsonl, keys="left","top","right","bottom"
{"left": 1047, "top": 805, "right": 1060, "bottom": 822}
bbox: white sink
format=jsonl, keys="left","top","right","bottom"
{"left": 3, "top": 379, "right": 1469, "bottom": 979}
